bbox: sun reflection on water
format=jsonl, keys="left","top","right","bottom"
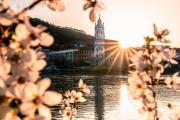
{"left": 119, "top": 84, "right": 129, "bottom": 113}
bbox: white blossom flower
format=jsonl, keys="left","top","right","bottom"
{"left": 79, "top": 79, "right": 90, "bottom": 94}
{"left": 153, "top": 24, "right": 170, "bottom": 43}
{"left": 71, "top": 90, "right": 86, "bottom": 103}
{"left": 19, "top": 78, "right": 62, "bottom": 119}
{"left": 64, "top": 90, "right": 86, "bottom": 104}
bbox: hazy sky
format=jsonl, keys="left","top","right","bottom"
{"left": 10, "top": 0, "right": 180, "bottom": 47}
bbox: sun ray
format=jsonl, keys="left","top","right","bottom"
{"left": 93, "top": 41, "right": 138, "bottom": 74}
{"left": 107, "top": 49, "right": 121, "bottom": 74}
{"left": 96, "top": 47, "right": 120, "bottom": 67}
{"left": 94, "top": 44, "right": 119, "bottom": 57}
{"left": 118, "top": 49, "right": 125, "bottom": 72}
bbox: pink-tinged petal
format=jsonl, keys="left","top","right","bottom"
{"left": 27, "top": 70, "right": 39, "bottom": 82}
{"left": 83, "top": 88, "right": 90, "bottom": 94}
{"left": 170, "top": 59, "right": 178, "bottom": 64}
{"left": 39, "top": 33, "right": 54, "bottom": 47}
{"left": 147, "top": 112, "right": 154, "bottom": 120}
{"left": 47, "top": 0, "right": 65, "bottom": 11}
{"left": 79, "top": 97, "right": 86, "bottom": 103}
{"left": 79, "top": 79, "right": 90, "bottom": 93}
{"left": 173, "top": 72, "right": 179, "bottom": 78}
{"left": 37, "top": 78, "right": 51, "bottom": 96}
{"left": 0, "top": 79, "right": 5, "bottom": 88}
{"left": 20, "top": 102, "right": 37, "bottom": 115}
{"left": 22, "top": 83, "right": 38, "bottom": 102}
{"left": 79, "top": 79, "right": 83, "bottom": 88}
{"left": 76, "top": 92, "right": 83, "bottom": 97}
{"left": 89, "top": 9, "right": 96, "bottom": 22}
{"left": 11, "top": 84, "right": 24, "bottom": 99}
{"left": 5, "top": 88, "right": 14, "bottom": 98}
{"left": 38, "top": 104, "right": 51, "bottom": 120}
{"left": 43, "top": 91, "right": 62, "bottom": 106}
{"left": 83, "top": 2, "right": 92, "bottom": 10}
{"left": 30, "top": 39, "right": 40, "bottom": 47}
{"left": 138, "top": 107, "right": 146, "bottom": 114}
{"left": 2, "top": 0, "right": 9, "bottom": 8}
{"left": 9, "top": 41, "right": 20, "bottom": 49}
{"left": 0, "top": 15, "right": 13, "bottom": 26}
{"left": 175, "top": 77, "right": 180, "bottom": 84}
{"left": 164, "top": 77, "right": 171, "bottom": 86}
{"left": 14, "top": 23, "right": 30, "bottom": 41}
{"left": 33, "top": 59, "right": 47, "bottom": 71}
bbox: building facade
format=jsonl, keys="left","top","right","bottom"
{"left": 45, "top": 16, "right": 120, "bottom": 69}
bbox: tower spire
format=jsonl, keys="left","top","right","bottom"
{"left": 94, "top": 15, "right": 105, "bottom": 65}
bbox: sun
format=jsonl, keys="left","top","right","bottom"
{"left": 118, "top": 40, "right": 131, "bottom": 48}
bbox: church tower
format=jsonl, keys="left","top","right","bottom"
{"left": 94, "top": 16, "right": 105, "bottom": 64}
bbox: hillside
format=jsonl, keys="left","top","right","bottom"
{"left": 30, "top": 18, "right": 95, "bottom": 50}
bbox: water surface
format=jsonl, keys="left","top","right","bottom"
{"left": 48, "top": 75, "right": 180, "bottom": 120}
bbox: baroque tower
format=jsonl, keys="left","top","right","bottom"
{"left": 94, "top": 16, "right": 105, "bottom": 64}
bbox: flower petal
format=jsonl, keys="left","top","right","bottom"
{"left": 89, "top": 9, "right": 96, "bottom": 22}
{"left": 39, "top": 32, "right": 54, "bottom": 47}
{"left": 43, "top": 91, "right": 62, "bottom": 106}
{"left": 22, "top": 83, "right": 38, "bottom": 102}
{"left": 13, "top": 23, "right": 30, "bottom": 41}
{"left": 37, "top": 78, "right": 51, "bottom": 96}
{"left": 0, "top": 14, "right": 13, "bottom": 26}
{"left": 47, "top": 0, "right": 65, "bottom": 11}
{"left": 79, "top": 79, "right": 83, "bottom": 88}
{"left": 33, "top": 59, "right": 47, "bottom": 71}
{"left": 83, "top": 2, "right": 92, "bottom": 10}
{"left": 38, "top": 104, "right": 51, "bottom": 120}
{"left": 20, "top": 102, "right": 36, "bottom": 116}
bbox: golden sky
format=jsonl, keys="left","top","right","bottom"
{"left": 10, "top": 0, "right": 180, "bottom": 47}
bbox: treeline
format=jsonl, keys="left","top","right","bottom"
{"left": 30, "top": 18, "right": 94, "bottom": 50}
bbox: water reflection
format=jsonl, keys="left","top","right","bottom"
{"left": 119, "top": 85, "right": 129, "bottom": 113}
{"left": 95, "top": 77, "right": 104, "bottom": 120}
{"left": 48, "top": 75, "right": 180, "bottom": 120}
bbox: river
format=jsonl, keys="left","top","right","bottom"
{"left": 46, "top": 74, "right": 180, "bottom": 120}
